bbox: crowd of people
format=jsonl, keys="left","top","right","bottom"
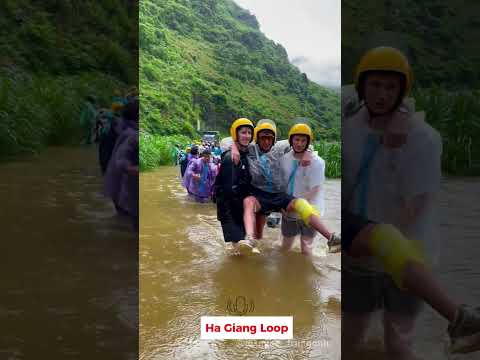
{"left": 174, "top": 45, "right": 480, "bottom": 356}
{"left": 176, "top": 117, "right": 341, "bottom": 258}
{"left": 79, "top": 87, "right": 139, "bottom": 232}
{"left": 177, "top": 142, "right": 221, "bottom": 203}
{"left": 77, "top": 44, "right": 480, "bottom": 356}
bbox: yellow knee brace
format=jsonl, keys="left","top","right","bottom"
{"left": 292, "top": 198, "right": 319, "bottom": 226}
{"left": 368, "top": 224, "right": 425, "bottom": 289}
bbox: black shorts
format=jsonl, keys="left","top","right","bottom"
{"left": 216, "top": 196, "right": 245, "bottom": 243}
{"left": 342, "top": 268, "right": 423, "bottom": 315}
{"left": 342, "top": 211, "right": 375, "bottom": 252}
{"left": 252, "top": 188, "right": 295, "bottom": 215}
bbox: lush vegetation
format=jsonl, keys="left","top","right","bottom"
{"left": 0, "top": 1, "right": 138, "bottom": 159}
{"left": 139, "top": 132, "right": 191, "bottom": 170}
{"left": 342, "top": 0, "right": 480, "bottom": 175}
{"left": 342, "top": 0, "right": 480, "bottom": 88}
{"left": 144, "top": 134, "right": 342, "bottom": 178}
{"left": 0, "top": 70, "right": 125, "bottom": 159}
{"left": 414, "top": 88, "right": 480, "bottom": 175}
{"left": 140, "top": 0, "right": 340, "bottom": 169}
{"left": 314, "top": 141, "right": 341, "bottom": 178}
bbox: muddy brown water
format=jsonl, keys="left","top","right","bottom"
{"left": 140, "top": 166, "right": 341, "bottom": 360}
{"left": 2, "top": 149, "right": 476, "bottom": 360}
{"left": 141, "top": 167, "right": 479, "bottom": 360}
{"left": 0, "top": 147, "right": 138, "bottom": 360}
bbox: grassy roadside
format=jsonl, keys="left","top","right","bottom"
{"left": 0, "top": 68, "right": 126, "bottom": 160}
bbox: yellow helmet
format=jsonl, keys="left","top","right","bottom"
{"left": 354, "top": 46, "right": 413, "bottom": 96}
{"left": 186, "top": 146, "right": 191, "bottom": 152}
{"left": 230, "top": 118, "right": 254, "bottom": 142}
{"left": 254, "top": 119, "right": 277, "bottom": 143}
{"left": 111, "top": 102, "right": 124, "bottom": 112}
{"left": 288, "top": 123, "right": 313, "bottom": 146}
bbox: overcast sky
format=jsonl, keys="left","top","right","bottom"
{"left": 234, "top": 0, "right": 340, "bottom": 88}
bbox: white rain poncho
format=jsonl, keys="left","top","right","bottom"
{"left": 220, "top": 137, "right": 291, "bottom": 193}
{"left": 342, "top": 90, "right": 443, "bottom": 272}
{"left": 246, "top": 140, "right": 291, "bottom": 193}
{"left": 280, "top": 150, "right": 326, "bottom": 218}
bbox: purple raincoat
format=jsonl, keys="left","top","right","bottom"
{"left": 104, "top": 119, "right": 139, "bottom": 215}
{"left": 183, "top": 157, "right": 217, "bottom": 202}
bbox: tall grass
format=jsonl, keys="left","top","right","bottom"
{"left": 414, "top": 88, "right": 480, "bottom": 175}
{"left": 139, "top": 131, "right": 342, "bottom": 178}
{"left": 0, "top": 67, "right": 125, "bottom": 160}
{"left": 140, "top": 131, "right": 192, "bottom": 171}
{"left": 313, "top": 141, "right": 341, "bottom": 178}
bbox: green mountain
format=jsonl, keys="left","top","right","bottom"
{"left": 342, "top": 0, "right": 480, "bottom": 88}
{"left": 0, "top": 1, "right": 137, "bottom": 82}
{"left": 140, "top": 0, "right": 340, "bottom": 140}
{"left": 0, "top": 1, "right": 137, "bottom": 158}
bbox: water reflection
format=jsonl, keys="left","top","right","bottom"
{"left": 0, "top": 147, "right": 138, "bottom": 359}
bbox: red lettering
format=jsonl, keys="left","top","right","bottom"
{"left": 205, "top": 323, "right": 220, "bottom": 332}
{"left": 260, "top": 324, "right": 289, "bottom": 334}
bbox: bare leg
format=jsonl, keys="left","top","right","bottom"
{"left": 342, "top": 312, "right": 373, "bottom": 358}
{"left": 243, "top": 196, "right": 261, "bottom": 238}
{"left": 300, "top": 235, "right": 314, "bottom": 256}
{"left": 255, "top": 213, "right": 266, "bottom": 239}
{"left": 308, "top": 215, "right": 332, "bottom": 240}
{"left": 281, "top": 236, "right": 295, "bottom": 252}
{"left": 384, "top": 311, "right": 419, "bottom": 359}
{"left": 403, "top": 262, "right": 457, "bottom": 322}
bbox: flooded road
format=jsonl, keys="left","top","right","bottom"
{"left": 2, "top": 148, "right": 477, "bottom": 359}
{"left": 0, "top": 147, "right": 138, "bottom": 360}
{"left": 344, "top": 177, "right": 480, "bottom": 360}
{"left": 140, "top": 166, "right": 341, "bottom": 360}
{"left": 415, "top": 178, "right": 480, "bottom": 360}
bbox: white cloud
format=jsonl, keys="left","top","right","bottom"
{"left": 234, "top": 0, "right": 340, "bottom": 87}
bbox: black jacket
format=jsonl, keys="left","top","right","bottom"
{"left": 213, "top": 149, "right": 251, "bottom": 203}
